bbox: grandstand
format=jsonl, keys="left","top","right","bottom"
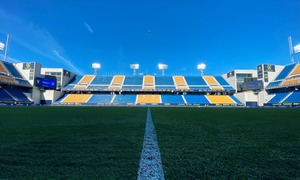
{"left": 58, "top": 74, "right": 241, "bottom": 106}
{"left": 0, "top": 60, "right": 32, "bottom": 104}
{"left": 1, "top": 58, "right": 300, "bottom": 107}
{"left": 264, "top": 63, "right": 300, "bottom": 106}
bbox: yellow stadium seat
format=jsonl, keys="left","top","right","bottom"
{"left": 143, "top": 76, "right": 155, "bottom": 90}
{"left": 203, "top": 76, "right": 223, "bottom": 90}
{"left": 290, "top": 64, "right": 300, "bottom": 75}
{"left": 61, "top": 94, "right": 92, "bottom": 103}
{"left": 173, "top": 76, "right": 189, "bottom": 90}
{"left": 0, "top": 63, "right": 8, "bottom": 73}
{"left": 74, "top": 75, "right": 95, "bottom": 89}
{"left": 281, "top": 78, "right": 300, "bottom": 86}
{"left": 109, "top": 75, "right": 125, "bottom": 90}
{"left": 206, "top": 95, "right": 236, "bottom": 105}
{"left": 137, "top": 94, "right": 161, "bottom": 104}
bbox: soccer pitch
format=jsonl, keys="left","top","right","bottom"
{"left": 0, "top": 106, "right": 299, "bottom": 179}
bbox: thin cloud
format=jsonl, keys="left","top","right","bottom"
{"left": 0, "top": 8, "right": 84, "bottom": 75}
{"left": 84, "top": 22, "right": 94, "bottom": 34}
{"left": 53, "top": 50, "right": 83, "bottom": 75}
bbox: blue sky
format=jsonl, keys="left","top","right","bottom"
{"left": 0, "top": 0, "right": 299, "bottom": 76}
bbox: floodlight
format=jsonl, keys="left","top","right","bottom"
{"left": 294, "top": 44, "right": 300, "bottom": 54}
{"left": 92, "top": 63, "right": 101, "bottom": 75}
{"left": 0, "top": 42, "right": 4, "bottom": 51}
{"left": 130, "top": 64, "right": 139, "bottom": 76}
{"left": 197, "top": 63, "right": 206, "bottom": 76}
{"left": 158, "top": 63, "right": 168, "bottom": 76}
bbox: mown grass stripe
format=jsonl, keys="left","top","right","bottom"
{"left": 138, "top": 108, "right": 164, "bottom": 180}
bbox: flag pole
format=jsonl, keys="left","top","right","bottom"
{"left": 4, "top": 34, "right": 9, "bottom": 61}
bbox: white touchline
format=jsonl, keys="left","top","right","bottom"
{"left": 137, "top": 108, "right": 165, "bottom": 180}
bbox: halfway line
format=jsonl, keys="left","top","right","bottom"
{"left": 137, "top": 108, "right": 165, "bottom": 180}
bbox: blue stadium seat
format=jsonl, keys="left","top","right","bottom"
{"left": 155, "top": 76, "right": 176, "bottom": 90}
{"left": 0, "top": 88, "right": 15, "bottom": 101}
{"left": 161, "top": 94, "right": 185, "bottom": 104}
{"left": 90, "top": 76, "right": 113, "bottom": 85}
{"left": 113, "top": 94, "right": 136, "bottom": 103}
{"left": 87, "top": 85, "right": 109, "bottom": 90}
{"left": 88, "top": 94, "right": 113, "bottom": 103}
{"left": 63, "top": 76, "right": 83, "bottom": 89}
{"left": 2, "top": 87, "right": 31, "bottom": 102}
{"left": 2, "top": 61, "right": 23, "bottom": 78}
{"left": 283, "top": 91, "right": 300, "bottom": 103}
{"left": 214, "top": 76, "right": 235, "bottom": 91}
{"left": 184, "top": 94, "right": 210, "bottom": 105}
{"left": 266, "top": 92, "right": 290, "bottom": 104}
{"left": 184, "top": 76, "right": 210, "bottom": 90}
{"left": 266, "top": 81, "right": 283, "bottom": 89}
{"left": 275, "top": 64, "right": 297, "bottom": 81}
{"left": 214, "top": 76, "right": 229, "bottom": 85}
{"left": 122, "top": 76, "right": 143, "bottom": 90}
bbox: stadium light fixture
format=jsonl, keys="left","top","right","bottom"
{"left": 130, "top": 64, "right": 139, "bottom": 76}
{"left": 92, "top": 63, "right": 101, "bottom": 75}
{"left": 0, "top": 42, "right": 4, "bottom": 51}
{"left": 158, "top": 63, "right": 168, "bottom": 76}
{"left": 197, "top": 63, "right": 206, "bottom": 76}
{"left": 294, "top": 44, "right": 300, "bottom": 54}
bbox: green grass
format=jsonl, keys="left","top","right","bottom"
{"left": 0, "top": 106, "right": 147, "bottom": 179}
{"left": 1, "top": 106, "right": 299, "bottom": 179}
{"left": 151, "top": 107, "right": 300, "bottom": 179}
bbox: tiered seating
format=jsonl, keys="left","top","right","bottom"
{"left": 74, "top": 75, "right": 95, "bottom": 89}
{"left": 184, "top": 77, "right": 210, "bottom": 90}
{"left": 143, "top": 76, "right": 155, "bottom": 90}
{"left": 87, "top": 76, "right": 113, "bottom": 89}
{"left": 87, "top": 94, "right": 113, "bottom": 103}
{"left": 173, "top": 76, "right": 189, "bottom": 90}
{"left": 206, "top": 95, "right": 236, "bottom": 105}
{"left": 0, "top": 88, "right": 15, "bottom": 102}
{"left": 59, "top": 74, "right": 240, "bottom": 106}
{"left": 283, "top": 91, "right": 300, "bottom": 103}
{"left": 122, "top": 76, "right": 143, "bottom": 90}
{"left": 161, "top": 94, "right": 184, "bottom": 104}
{"left": 64, "top": 76, "right": 82, "bottom": 89}
{"left": 280, "top": 64, "right": 300, "bottom": 87}
{"left": 4, "top": 87, "right": 31, "bottom": 102}
{"left": 0, "top": 76, "right": 15, "bottom": 84}
{"left": 274, "top": 63, "right": 297, "bottom": 81}
{"left": 61, "top": 94, "right": 92, "bottom": 103}
{"left": 214, "top": 76, "right": 235, "bottom": 91}
{"left": 136, "top": 94, "right": 161, "bottom": 104}
{"left": 290, "top": 64, "right": 300, "bottom": 75}
{"left": 203, "top": 76, "right": 223, "bottom": 90}
{"left": 0, "top": 62, "right": 8, "bottom": 73}
{"left": 155, "top": 76, "right": 175, "bottom": 90}
{"left": 266, "top": 92, "right": 291, "bottom": 104}
{"left": 2, "top": 61, "right": 23, "bottom": 78}
{"left": 109, "top": 75, "right": 125, "bottom": 90}
{"left": 113, "top": 94, "right": 137, "bottom": 104}
{"left": 184, "top": 94, "right": 210, "bottom": 105}
{"left": 266, "top": 80, "right": 283, "bottom": 89}
{"left": 281, "top": 78, "right": 300, "bottom": 87}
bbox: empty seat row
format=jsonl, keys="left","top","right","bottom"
{"left": 58, "top": 94, "right": 241, "bottom": 105}
{"left": 266, "top": 91, "right": 300, "bottom": 104}
{"left": 65, "top": 75, "right": 234, "bottom": 91}
{"left": 0, "top": 87, "right": 31, "bottom": 103}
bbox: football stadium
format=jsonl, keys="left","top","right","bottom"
{"left": 0, "top": 59, "right": 300, "bottom": 179}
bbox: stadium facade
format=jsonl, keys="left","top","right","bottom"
{"left": 1, "top": 60, "right": 300, "bottom": 107}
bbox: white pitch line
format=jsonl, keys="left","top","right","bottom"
{"left": 137, "top": 108, "right": 165, "bottom": 180}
